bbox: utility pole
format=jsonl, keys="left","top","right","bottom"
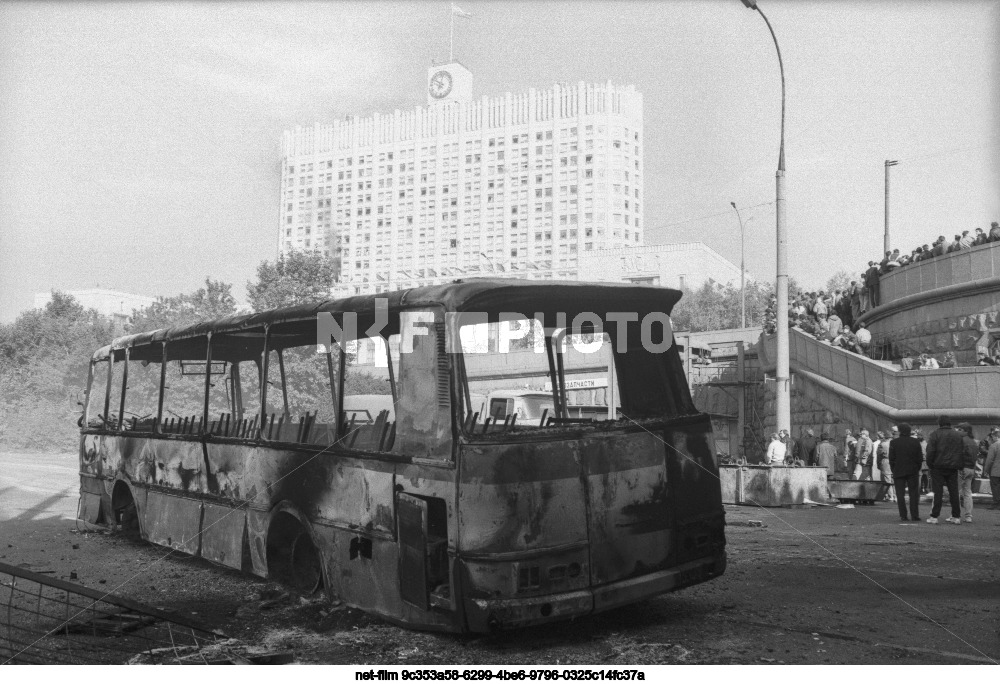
{"left": 884, "top": 160, "right": 898, "bottom": 254}
{"left": 740, "top": 0, "right": 790, "bottom": 436}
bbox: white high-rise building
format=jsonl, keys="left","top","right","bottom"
{"left": 279, "top": 63, "right": 643, "bottom": 295}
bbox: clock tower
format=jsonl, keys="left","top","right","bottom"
{"left": 426, "top": 61, "right": 473, "bottom": 105}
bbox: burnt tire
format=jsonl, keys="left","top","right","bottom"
{"left": 266, "top": 513, "right": 323, "bottom": 595}
{"left": 116, "top": 502, "right": 141, "bottom": 539}
{"left": 289, "top": 530, "right": 322, "bottom": 594}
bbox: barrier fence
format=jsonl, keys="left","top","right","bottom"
{"left": 0, "top": 560, "right": 226, "bottom": 664}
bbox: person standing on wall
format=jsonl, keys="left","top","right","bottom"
{"left": 925, "top": 415, "right": 964, "bottom": 524}
{"left": 956, "top": 423, "right": 979, "bottom": 523}
{"left": 889, "top": 424, "right": 923, "bottom": 521}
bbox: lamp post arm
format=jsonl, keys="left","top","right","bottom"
{"left": 756, "top": 6, "right": 785, "bottom": 172}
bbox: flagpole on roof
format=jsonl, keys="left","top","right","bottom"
{"left": 449, "top": 4, "right": 472, "bottom": 62}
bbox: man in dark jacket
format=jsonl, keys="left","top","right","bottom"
{"left": 815, "top": 433, "right": 838, "bottom": 478}
{"left": 797, "top": 428, "right": 818, "bottom": 466}
{"left": 925, "top": 415, "right": 964, "bottom": 523}
{"left": 889, "top": 423, "right": 924, "bottom": 521}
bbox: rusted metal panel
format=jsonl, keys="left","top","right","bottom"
{"left": 148, "top": 439, "right": 206, "bottom": 492}
{"left": 80, "top": 434, "right": 102, "bottom": 478}
{"left": 78, "top": 492, "right": 103, "bottom": 524}
{"left": 664, "top": 419, "right": 723, "bottom": 516}
{"left": 245, "top": 508, "right": 269, "bottom": 577}
{"left": 144, "top": 491, "right": 202, "bottom": 555}
{"left": 199, "top": 502, "right": 246, "bottom": 570}
{"left": 204, "top": 443, "right": 253, "bottom": 501}
{"left": 457, "top": 440, "right": 588, "bottom": 555}
{"left": 581, "top": 431, "right": 672, "bottom": 586}
{"left": 313, "top": 462, "right": 396, "bottom": 537}
{"left": 395, "top": 309, "right": 452, "bottom": 461}
{"left": 397, "top": 494, "right": 429, "bottom": 610}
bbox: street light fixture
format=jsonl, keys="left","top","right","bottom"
{"left": 729, "top": 202, "right": 753, "bottom": 329}
{"left": 739, "top": 0, "right": 790, "bottom": 435}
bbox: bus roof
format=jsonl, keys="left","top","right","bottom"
{"left": 93, "top": 279, "right": 681, "bottom": 362}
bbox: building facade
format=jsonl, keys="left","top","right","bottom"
{"left": 577, "top": 242, "right": 744, "bottom": 291}
{"left": 279, "top": 63, "right": 643, "bottom": 295}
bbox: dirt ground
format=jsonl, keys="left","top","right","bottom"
{"left": 2, "top": 450, "right": 998, "bottom": 665}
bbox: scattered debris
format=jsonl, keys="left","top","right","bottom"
{"left": 127, "top": 637, "right": 293, "bottom": 665}
{"left": 259, "top": 592, "right": 290, "bottom": 610}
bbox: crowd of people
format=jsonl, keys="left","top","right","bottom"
{"left": 763, "top": 418, "right": 1000, "bottom": 522}
{"left": 763, "top": 287, "right": 1000, "bottom": 369}
{"left": 763, "top": 221, "right": 1000, "bottom": 367}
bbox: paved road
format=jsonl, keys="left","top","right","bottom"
{"left": 1, "top": 450, "right": 998, "bottom": 665}
{"left": 0, "top": 451, "right": 78, "bottom": 522}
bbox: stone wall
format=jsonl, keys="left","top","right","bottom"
{"left": 862, "top": 242, "right": 1000, "bottom": 365}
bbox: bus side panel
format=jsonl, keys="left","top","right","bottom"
{"left": 663, "top": 417, "right": 727, "bottom": 569}
{"left": 137, "top": 438, "right": 206, "bottom": 492}
{"left": 580, "top": 431, "right": 674, "bottom": 586}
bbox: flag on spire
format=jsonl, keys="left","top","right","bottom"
{"left": 451, "top": 3, "right": 472, "bottom": 18}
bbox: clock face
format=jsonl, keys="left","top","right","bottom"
{"left": 429, "top": 70, "right": 453, "bottom": 99}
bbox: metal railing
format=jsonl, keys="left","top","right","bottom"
{"left": 760, "top": 330, "right": 1000, "bottom": 414}
{"left": 0, "top": 560, "right": 227, "bottom": 665}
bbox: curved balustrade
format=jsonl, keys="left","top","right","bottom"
{"left": 759, "top": 329, "right": 1000, "bottom": 420}
{"left": 863, "top": 241, "right": 1000, "bottom": 320}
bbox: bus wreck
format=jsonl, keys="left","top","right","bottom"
{"left": 78, "top": 279, "right": 726, "bottom": 632}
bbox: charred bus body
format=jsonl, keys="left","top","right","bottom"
{"left": 78, "top": 280, "right": 725, "bottom": 632}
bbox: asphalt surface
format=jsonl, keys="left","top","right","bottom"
{"left": 1, "top": 450, "right": 997, "bottom": 665}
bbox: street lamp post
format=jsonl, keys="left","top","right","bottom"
{"left": 740, "top": 0, "right": 789, "bottom": 435}
{"left": 884, "top": 159, "right": 899, "bottom": 254}
{"left": 729, "top": 202, "right": 752, "bottom": 329}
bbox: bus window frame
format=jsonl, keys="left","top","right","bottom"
{"left": 155, "top": 342, "right": 167, "bottom": 434}
{"left": 455, "top": 318, "right": 620, "bottom": 436}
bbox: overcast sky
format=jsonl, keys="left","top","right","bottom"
{"left": 1, "top": 0, "right": 997, "bottom": 321}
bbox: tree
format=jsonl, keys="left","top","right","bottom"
{"left": 246, "top": 251, "right": 339, "bottom": 313}
{"left": 0, "top": 292, "right": 118, "bottom": 450}
{"left": 128, "top": 278, "right": 237, "bottom": 333}
{"left": 669, "top": 279, "right": 775, "bottom": 332}
{"left": 825, "top": 269, "right": 854, "bottom": 293}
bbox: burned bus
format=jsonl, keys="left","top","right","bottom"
{"left": 78, "top": 280, "right": 725, "bottom": 632}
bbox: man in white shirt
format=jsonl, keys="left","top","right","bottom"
{"left": 766, "top": 433, "right": 787, "bottom": 465}
{"left": 855, "top": 322, "right": 872, "bottom": 353}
